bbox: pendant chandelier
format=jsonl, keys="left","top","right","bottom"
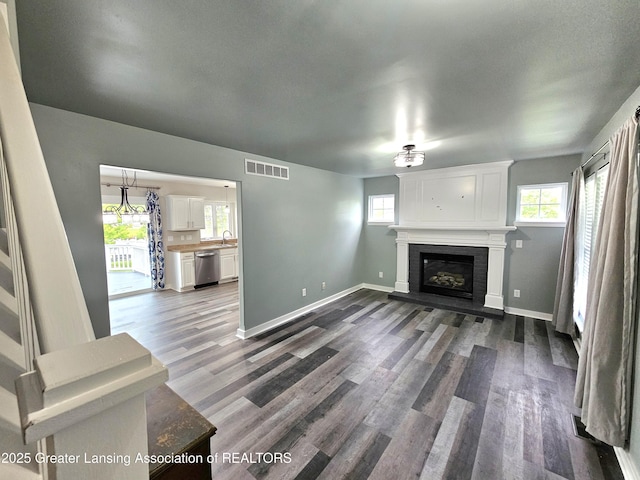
{"left": 394, "top": 144, "right": 425, "bottom": 168}
{"left": 102, "top": 170, "right": 149, "bottom": 225}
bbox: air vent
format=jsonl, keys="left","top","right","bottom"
{"left": 245, "top": 159, "right": 289, "bottom": 180}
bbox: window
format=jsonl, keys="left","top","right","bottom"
{"left": 575, "top": 164, "right": 609, "bottom": 331}
{"left": 368, "top": 194, "right": 395, "bottom": 224}
{"left": 515, "top": 183, "right": 568, "bottom": 225}
{"left": 200, "top": 201, "right": 235, "bottom": 240}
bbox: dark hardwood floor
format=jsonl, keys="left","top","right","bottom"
{"left": 110, "top": 284, "right": 623, "bottom": 480}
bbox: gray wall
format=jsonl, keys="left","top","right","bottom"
{"left": 504, "top": 155, "right": 581, "bottom": 313}
{"left": 30, "top": 104, "right": 364, "bottom": 338}
{"left": 361, "top": 176, "right": 399, "bottom": 288}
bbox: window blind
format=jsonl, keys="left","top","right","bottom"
{"left": 576, "top": 163, "right": 609, "bottom": 331}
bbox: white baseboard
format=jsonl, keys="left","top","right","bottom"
{"left": 615, "top": 446, "right": 640, "bottom": 480}
{"left": 362, "top": 283, "right": 395, "bottom": 293}
{"left": 237, "top": 283, "right": 374, "bottom": 339}
{"left": 503, "top": 306, "right": 553, "bottom": 321}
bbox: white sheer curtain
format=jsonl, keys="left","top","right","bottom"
{"left": 552, "top": 167, "right": 583, "bottom": 335}
{"left": 574, "top": 116, "right": 639, "bottom": 446}
{"left": 575, "top": 165, "right": 609, "bottom": 332}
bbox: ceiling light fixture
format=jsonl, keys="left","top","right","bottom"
{"left": 394, "top": 144, "right": 424, "bottom": 168}
{"left": 224, "top": 185, "right": 230, "bottom": 213}
{"left": 103, "top": 170, "right": 149, "bottom": 225}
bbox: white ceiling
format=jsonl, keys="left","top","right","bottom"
{"left": 16, "top": 1, "right": 640, "bottom": 177}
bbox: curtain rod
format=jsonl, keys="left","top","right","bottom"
{"left": 580, "top": 105, "right": 640, "bottom": 169}
{"left": 101, "top": 182, "right": 160, "bottom": 190}
{"left": 581, "top": 142, "right": 608, "bottom": 168}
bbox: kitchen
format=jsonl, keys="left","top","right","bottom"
{"left": 100, "top": 165, "right": 239, "bottom": 297}
{"left": 163, "top": 192, "right": 239, "bottom": 291}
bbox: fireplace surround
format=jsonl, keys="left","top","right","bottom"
{"left": 390, "top": 226, "right": 513, "bottom": 316}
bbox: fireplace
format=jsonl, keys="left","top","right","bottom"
{"left": 390, "top": 160, "right": 515, "bottom": 314}
{"left": 421, "top": 252, "right": 474, "bottom": 299}
{"left": 408, "top": 244, "right": 489, "bottom": 308}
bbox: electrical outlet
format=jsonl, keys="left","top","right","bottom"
{"left": 302, "top": 288, "right": 307, "bottom": 297}
{"left": 514, "top": 289, "right": 520, "bottom": 298}
{"left": 321, "top": 282, "right": 326, "bottom": 290}
{"left": 379, "top": 271, "right": 384, "bottom": 278}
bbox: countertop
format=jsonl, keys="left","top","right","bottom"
{"left": 166, "top": 241, "right": 238, "bottom": 253}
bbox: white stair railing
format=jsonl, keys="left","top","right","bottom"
{"left": 0, "top": 8, "right": 167, "bottom": 480}
{"left": 0, "top": 145, "right": 43, "bottom": 479}
{"left": 0, "top": 26, "right": 94, "bottom": 354}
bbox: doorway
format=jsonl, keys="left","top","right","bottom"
{"left": 102, "top": 189, "right": 153, "bottom": 298}
{"left": 100, "top": 165, "right": 242, "bottom": 332}
{"left": 101, "top": 168, "right": 154, "bottom": 297}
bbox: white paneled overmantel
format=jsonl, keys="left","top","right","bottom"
{"left": 396, "top": 160, "right": 513, "bottom": 227}
{"left": 390, "top": 161, "right": 516, "bottom": 310}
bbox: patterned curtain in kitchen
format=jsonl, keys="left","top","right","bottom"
{"left": 146, "top": 190, "right": 165, "bottom": 290}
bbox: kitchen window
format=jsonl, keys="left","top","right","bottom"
{"left": 200, "top": 201, "right": 235, "bottom": 240}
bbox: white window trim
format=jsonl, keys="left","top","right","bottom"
{"left": 515, "top": 182, "right": 568, "bottom": 225}
{"left": 367, "top": 194, "right": 395, "bottom": 225}
{"left": 513, "top": 221, "right": 566, "bottom": 228}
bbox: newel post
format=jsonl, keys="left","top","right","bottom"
{"left": 15, "top": 333, "right": 168, "bottom": 479}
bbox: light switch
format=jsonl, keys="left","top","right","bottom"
{"left": 515, "top": 240, "right": 523, "bottom": 249}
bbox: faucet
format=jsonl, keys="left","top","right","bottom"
{"left": 222, "top": 230, "right": 233, "bottom": 244}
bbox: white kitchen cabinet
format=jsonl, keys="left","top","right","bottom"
{"left": 165, "top": 195, "right": 205, "bottom": 230}
{"left": 180, "top": 254, "right": 195, "bottom": 288}
{"left": 166, "top": 251, "right": 195, "bottom": 291}
{"left": 219, "top": 248, "right": 238, "bottom": 281}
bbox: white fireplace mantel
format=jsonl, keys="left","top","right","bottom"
{"left": 389, "top": 224, "right": 516, "bottom": 310}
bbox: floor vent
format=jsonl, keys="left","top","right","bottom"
{"left": 245, "top": 159, "right": 289, "bottom": 180}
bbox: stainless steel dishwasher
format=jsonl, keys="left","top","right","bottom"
{"left": 194, "top": 250, "right": 220, "bottom": 288}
